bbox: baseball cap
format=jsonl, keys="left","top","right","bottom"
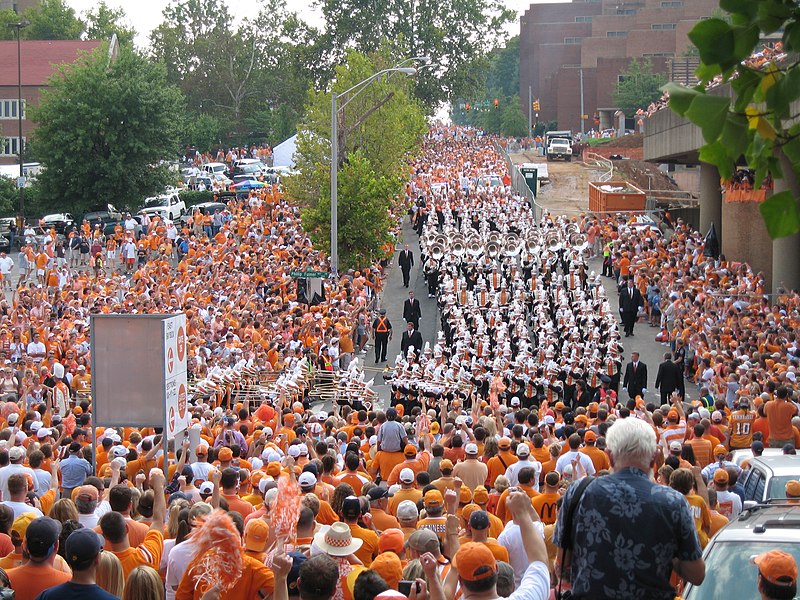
{"left": 65, "top": 528, "right": 104, "bottom": 570}
{"left": 367, "top": 486, "right": 389, "bottom": 501}
{"left": 8, "top": 446, "right": 24, "bottom": 462}
{"left": 498, "top": 437, "right": 511, "bottom": 449}
{"left": 786, "top": 480, "right": 800, "bottom": 498}
{"left": 711, "top": 410, "right": 723, "bottom": 422}
{"left": 195, "top": 444, "right": 209, "bottom": 456}
{"left": 752, "top": 441, "right": 765, "bottom": 452}
{"left": 199, "top": 481, "right": 214, "bottom": 495}
{"left": 371, "top": 552, "right": 403, "bottom": 590}
{"left": 341, "top": 496, "right": 362, "bottom": 519}
{"left": 36, "top": 428, "right": 51, "bottom": 439}
{"left": 218, "top": 447, "right": 233, "bottom": 462}
{"left": 406, "top": 528, "right": 439, "bottom": 553}
{"left": 516, "top": 444, "right": 530, "bottom": 457}
{"left": 399, "top": 468, "right": 415, "bottom": 484}
{"left": 713, "top": 444, "right": 727, "bottom": 456}
{"left": 755, "top": 550, "right": 798, "bottom": 587}
{"left": 667, "top": 409, "right": 679, "bottom": 421}
{"left": 396, "top": 500, "right": 419, "bottom": 521}
{"left": 465, "top": 443, "right": 479, "bottom": 455}
{"left": 25, "top": 516, "right": 61, "bottom": 558}
{"left": 378, "top": 528, "right": 405, "bottom": 554}
{"left": 244, "top": 519, "right": 270, "bottom": 552}
{"left": 584, "top": 431, "right": 598, "bottom": 443}
{"left": 713, "top": 469, "right": 729, "bottom": 484}
{"left": 473, "top": 486, "right": 489, "bottom": 504}
{"left": 510, "top": 397, "right": 521, "bottom": 406}
{"left": 424, "top": 489, "right": 444, "bottom": 507}
{"left": 404, "top": 444, "right": 417, "bottom": 457}
{"left": 298, "top": 472, "right": 317, "bottom": 489}
{"left": 76, "top": 485, "right": 99, "bottom": 501}
{"left": 454, "top": 542, "right": 497, "bottom": 582}
{"left": 669, "top": 441, "right": 682, "bottom": 453}
{"left": 439, "top": 459, "right": 454, "bottom": 472}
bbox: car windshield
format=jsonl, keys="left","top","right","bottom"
{"left": 143, "top": 197, "right": 167, "bottom": 208}
{"left": 239, "top": 164, "right": 261, "bottom": 173}
{"left": 687, "top": 541, "right": 800, "bottom": 600}
{"left": 770, "top": 476, "right": 800, "bottom": 499}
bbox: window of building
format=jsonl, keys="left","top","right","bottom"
{"left": 616, "top": 8, "right": 636, "bottom": 15}
{"left": 0, "top": 137, "right": 22, "bottom": 156}
{"left": 642, "top": 52, "right": 675, "bottom": 57}
{"left": 575, "top": 16, "right": 593, "bottom": 22}
{"left": 660, "top": 1, "right": 682, "bottom": 6}
{"left": 564, "top": 37, "right": 583, "bottom": 44}
{"left": 607, "top": 31, "right": 628, "bottom": 37}
{"left": 652, "top": 23, "right": 677, "bottom": 30}
{"left": 618, "top": 75, "right": 627, "bottom": 83}
{"left": 0, "top": 100, "right": 25, "bottom": 120}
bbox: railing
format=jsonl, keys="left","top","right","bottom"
{"left": 582, "top": 152, "right": 614, "bottom": 182}
{"left": 494, "top": 141, "right": 541, "bottom": 221}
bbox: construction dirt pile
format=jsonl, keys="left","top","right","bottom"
{"left": 612, "top": 159, "right": 679, "bottom": 192}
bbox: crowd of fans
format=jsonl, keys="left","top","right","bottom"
{"left": 0, "top": 126, "right": 790, "bottom": 600}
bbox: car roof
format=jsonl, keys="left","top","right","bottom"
{"left": 712, "top": 504, "right": 800, "bottom": 543}
{"left": 749, "top": 455, "right": 800, "bottom": 476}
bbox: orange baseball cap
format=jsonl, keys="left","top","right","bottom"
{"left": 218, "top": 447, "right": 233, "bottom": 462}
{"left": 195, "top": 444, "right": 208, "bottom": 456}
{"left": 755, "top": 550, "right": 798, "bottom": 586}
{"left": 377, "top": 528, "right": 405, "bottom": 555}
{"left": 459, "top": 486, "right": 473, "bottom": 504}
{"left": 75, "top": 485, "right": 99, "bottom": 501}
{"left": 555, "top": 402, "right": 565, "bottom": 410}
{"left": 370, "top": 552, "right": 403, "bottom": 589}
{"left": 473, "top": 486, "right": 489, "bottom": 504}
{"left": 713, "top": 469, "right": 729, "bottom": 484}
{"left": 404, "top": 444, "right": 417, "bottom": 457}
{"left": 266, "top": 462, "right": 281, "bottom": 477}
{"left": 786, "top": 480, "right": 800, "bottom": 498}
{"left": 284, "top": 413, "right": 295, "bottom": 423}
{"left": 498, "top": 437, "right": 511, "bottom": 449}
{"left": 584, "top": 430, "right": 598, "bottom": 443}
{"left": 424, "top": 489, "right": 444, "bottom": 507}
{"left": 713, "top": 444, "right": 727, "bottom": 456}
{"left": 454, "top": 542, "right": 497, "bottom": 582}
{"left": 439, "top": 459, "right": 454, "bottom": 472}
{"left": 244, "top": 519, "right": 269, "bottom": 552}
{"left": 667, "top": 409, "right": 679, "bottom": 420}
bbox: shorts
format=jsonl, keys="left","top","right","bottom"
{"left": 36, "top": 268, "right": 44, "bottom": 276}
{"left": 106, "top": 251, "right": 115, "bottom": 260}
{"left": 126, "top": 258, "right": 134, "bottom": 265}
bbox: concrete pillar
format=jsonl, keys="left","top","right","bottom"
{"left": 699, "top": 162, "right": 722, "bottom": 240}
{"left": 771, "top": 178, "right": 800, "bottom": 293}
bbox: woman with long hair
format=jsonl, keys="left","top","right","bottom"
{"left": 97, "top": 550, "right": 125, "bottom": 598}
{"left": 123, "top": 565, "right": 163, "bottom": 600}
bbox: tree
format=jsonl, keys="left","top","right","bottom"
{"left": 83, "top": 1, "right": 136, "bottom": 46}
{"left": 285, "top": 48, "right": 426, "bottom": 269}
{"left": 664, "top": 0, "right": 800, "bottom": 239}
{"left": 30, "top": 45, "right": 185, "bottom": 214}
{"left": 318, "top": 0, "right": 515, "bottom": 107}
{"left": 613, "top": 58, "right": 667, "bottom": 115}
{"left": 501, "top": 99, "right": 529, "bottom": 138}
{"left": 23, "top": 0, "right": 83, "bottom": 40}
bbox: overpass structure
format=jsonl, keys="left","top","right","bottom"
{"left": 644, "top": 85, "right": 800, "bottom": 293}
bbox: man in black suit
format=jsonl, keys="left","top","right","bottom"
{"left": 618, "top": 276, "right": 643, "bottom": 337}
{"left": 655, "top": 352, "right": 683, "bottom": 405}
{"left": 403, "top": 291, "right": 421, "bottom": 329}
{"left": 398, "top": 244, "right": 414, "bottom": 288}
{"left": 400, "top": 322, "right": 423, "bottom": 358}
{"left": 623, "top": 351, "right": 648, "bottom": 400}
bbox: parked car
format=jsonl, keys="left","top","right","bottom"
{"left": 139, "top": 190, "right": 186, "bottom": 221}
{"left": 41, "top": 213, "right": 76, "bottom": 235}
{"left": 742, "top": 455, "right": 800, "bottom": 507}
{"left": 730, "top": 448, "right": 783, "bottom": 467}
{"left": 231, "top": 161, "right": 265, "bottom": 179}
{"left": 82, "top": 205, "right": 124, "bottom": 237}
{"left": 682, "top": 503, "right": 800, "bottom": 600}
{"left": 200, "top": 162, "right": 228, "bottom": 178}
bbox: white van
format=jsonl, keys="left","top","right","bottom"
{"left": 139, "top": 191, "right": 186, "bottom": 221}
{"left": 201, "top": 162, "right": 228, "bottom": 177}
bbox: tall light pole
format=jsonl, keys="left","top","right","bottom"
{"left": 7, "top": 20, "right": 28, "bottom": 222}
{"left": 330, "top": 65, "right": 417, "bottom": 275}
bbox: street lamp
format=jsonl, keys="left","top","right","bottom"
{"left": 7, "top": 20, "right": 28, "bottom": 222}
{"left": 330, "top": 66, "right": 417, "bottom": 274}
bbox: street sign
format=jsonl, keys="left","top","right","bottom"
{"left": 16, "top": 177, "right": 25, "bottom": 189}
{"left": 290, "top": 270, "right": 329, "bottom": 278}
{"left": 163, "top": 314, "right": 189, "bottom": 440}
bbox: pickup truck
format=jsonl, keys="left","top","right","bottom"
{"left": 547, "top": 139, "right": 573, "bottom": 162}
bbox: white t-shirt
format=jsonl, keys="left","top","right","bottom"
{"left": 555, "top": 450, "right": 596, "bottom": 476}
{"left": 3, "top": 500, "right": 42, "bottom": 520}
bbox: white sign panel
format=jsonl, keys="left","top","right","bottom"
{"left": 163, "top": 313, "right": 189, "bottom": 440}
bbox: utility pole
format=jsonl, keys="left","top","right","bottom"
{"left": 528, "top": 85, "right": 532, "bottom": 139}
{"left": 579, "top": 67, "right": 585, "bottom": 136}
{"left": 8, "top": 20, "right": 28, "bottom": 223}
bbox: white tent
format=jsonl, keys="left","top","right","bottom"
{"left": 272, "top": 134, "right": 298, "bottom": 168}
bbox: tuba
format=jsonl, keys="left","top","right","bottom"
{"left": 569, "top": 233, "right": 589, "bottom": 252}
{"left": 468, "top": 240, "right": 482, "bottom": 257}
{"left": 504, "top": 233, "right": 521, "bottom": 257}
{"left": 431, "top": 243, "right": 445, "bottom": 260}
{"left": 487, "top": 241, "right": 500, "bottom": 258}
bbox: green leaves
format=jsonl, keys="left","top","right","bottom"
{"left": 612, "top": 58, "right": 667, "bottom": 115}
{"left": 689, "top": 19, "right": 735, "bottom": 69}
{"left": 759, "top": 191, "right": 800, "bottom": 238}
{"left": 685, "top": 94, "right": 731, "bottom": 142}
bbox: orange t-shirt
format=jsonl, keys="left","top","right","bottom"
{"left": 6, "top": 563, "right": 70, "bottom": 598}
{"left": 765, "top": 400, "right": 797, "bottom": 440}
{"left": 111, "top": 529, "right": 164, "bottom": 579}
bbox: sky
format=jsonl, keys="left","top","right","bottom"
{"left": 65, "top": 0, "right": 565, "bottom": 47}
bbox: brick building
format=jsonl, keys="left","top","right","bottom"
{"left": 0, "top": 39, "right": 105, "bottom": 165}
{"left": 0, "top": 0, "right": 38, "bottom": 13}
{"left": 519, "top": 0, "right": 717, "bottom": 133}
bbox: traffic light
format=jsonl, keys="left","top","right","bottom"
{"left": 533, "top": 100, "right": 540, "bottom": 111}
{"left": 494, "top": 98, "right": 499, "bottom": 110}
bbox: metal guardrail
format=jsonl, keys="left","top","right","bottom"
{"left": 582, "top": 152, "right": 614, "bottom": 182}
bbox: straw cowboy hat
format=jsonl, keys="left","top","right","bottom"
{"left": 313, "top": 522, "right": 363, "bottom": 557}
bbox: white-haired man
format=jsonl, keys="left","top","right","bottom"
{"left": 553, "top": 416, "right": 705, "bottom": 599}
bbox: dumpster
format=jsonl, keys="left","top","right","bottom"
{"left": 589, "top": 180, "right": 646, "bottom": 212}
